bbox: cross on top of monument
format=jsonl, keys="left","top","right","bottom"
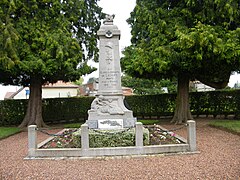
{"left": 103, "top": 14, "right": 115, "bottom": 25}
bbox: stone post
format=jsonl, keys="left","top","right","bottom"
{"left": 187, "top": 120, "right": 197, "bottom": 152}
{"left": 28, "top": 125, "right": 37, "bottom": 157}
{"left": 81, "top": 124, "right": 89, "bottom": 156}
{"left": 135, "top": 122, "right": 143, "bottom": 147}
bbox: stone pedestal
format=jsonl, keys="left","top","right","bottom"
{"left": 87, "top": 15, "right": 136, "bottom": 129}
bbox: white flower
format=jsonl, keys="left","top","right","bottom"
{"left": 159, "top": 135, "right": 166, "bottom": 140}
{"left": 162, "top": 132, "right": 167, "bottom": 135}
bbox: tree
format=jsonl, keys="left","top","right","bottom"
{"left": 121, "top": 0, "right": 240, "bottom": 124}
{"left": 121, "top": 75, "right": 177, "bottom": 95}
{"left": 0, "top": 0, "right": 104, "bottom": 127}
{"left": 74, "top": 77, "right": 84, "bottom": 86}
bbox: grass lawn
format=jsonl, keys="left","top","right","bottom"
{"left": 209, "top": 120, "right": 240, "bottom": 135}
{"left": 0, "top": 127, "right": 21, "bottom": 140}
{"left": 63, "top": 122, "right": 84, "bottom": 128}
{"left": 138, "top": 119, "right": 161, "bottom": 125}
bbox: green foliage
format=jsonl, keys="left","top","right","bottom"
{"left": 73, "top": 77, "right": 84, "bottom": 86}
{"left": 125, "top": 94, "right": 176, "bottom": 118}
{"left": 0, "top": 0, "right": 104, "bottom": 86}
{"left": 0, "top": 127, "right": 21, "bottom": 140}
{"left": 121, "top": 0, "right": 240, "bottom": 87}
{"left": 72, "top": 128, "right": 149, "bottom": 148}
{"left": 0, "top": 99, "right": 28, "bottom": 126}
{"left": 42, "top": 97, "right": 94, "bottom": 124}
{"left": 121, "top": 75, "right": 177, "bottom": 94}
{"left": 209, "top": 120, "right": 240, "bottom": 135}
{"left": 190, "top": 91, "right": 238, "bottom": 118}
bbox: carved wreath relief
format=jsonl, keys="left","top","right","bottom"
{"left": 91, "top": 95, "right": 124, "bottom": 115}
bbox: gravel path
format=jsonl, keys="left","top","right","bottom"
{"left": 0, "top": 119, "right": 240, "bottom": 180}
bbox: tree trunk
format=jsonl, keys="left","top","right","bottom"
{"left": 19, "top": 75, "right": 47, "bottom": 128}
{"left": 171, "top": 73, "right": 193, "bottom": 124}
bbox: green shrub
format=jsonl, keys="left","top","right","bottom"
{"left": 72, "top": 127, "right": 149, "bottom": 148}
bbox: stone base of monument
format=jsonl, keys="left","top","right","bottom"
{"left": 26, "top": 121, "right": 198, "bottom": 159}
{"left": 72, "top": 127, "right": 149, "bottom": 148}
{"left": 87, "top": 95, "right": 137, "bottom": 129}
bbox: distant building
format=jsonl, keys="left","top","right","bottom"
{"left": 234, "top": 82, "right": 240, "bottom": 89}
{"left": 4, "top": 81, "right": 79, "bottom": 100}
{"left": 79, "top": 78, "right": 133, "bottom": 96}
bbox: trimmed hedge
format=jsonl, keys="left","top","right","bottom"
{"left": 0, "top": 99, "right": 28, "bottom": 126}
{"left": 126, "top": 90, "right": 240, "bottom": 119}
{"left": 0, "top": 97, "right": 94, "bottom": 126}
{"left": 125, "top": 94, "right": 176, "bottom": 118}
{"left": 0, "top": 90, "right": 239, "bottom": 126}
{"left": 42, "top": 97, "right": 94, "bottom": 124}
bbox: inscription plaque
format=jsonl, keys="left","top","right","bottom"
{"left": 98, "top": 119, "right": 123, "bottom": 129}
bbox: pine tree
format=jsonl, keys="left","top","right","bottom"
{"left": 0, "top": 0, "right": 104, "bottom": 127}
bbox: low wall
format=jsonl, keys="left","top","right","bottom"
{"left": 26, "top": 121, "right": 197, "bottom": 159}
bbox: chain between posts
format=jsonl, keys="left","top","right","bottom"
{"left": 36, "top": 128, "right": 78, "bottom": 137}
{"left": 91, "top": 128, "right": 131, "bottom": 135}
{"left": 145, "top": 123, "right": 188, "bottom": 133}
{"left": 36, "top": 123, "right": 187, "bottom": 137}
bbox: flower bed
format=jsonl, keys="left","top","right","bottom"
{"left": 40, "top": 125, "right": 184, "bottom": 149}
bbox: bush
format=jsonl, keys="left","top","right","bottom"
{"left": 72, "top": 127, "right": 149, "bottom": 148}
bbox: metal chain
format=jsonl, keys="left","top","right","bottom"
{"left": 146, "top": 123, "right": 188, "bottom": 132}
{"left": 91, "top": 128, "right": 131, "bottom": 135}
{"left": 36, "top": 128, "right": 78, "bottom": 137}
{"left": 36, "top": 124, "right": 187, "bottom": 137}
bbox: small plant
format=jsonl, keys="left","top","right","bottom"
{"left": 148, "top": 126, "right": 182, "bottom": 145}
{"left": 41, "top": 129, "right": 77, "bottom": 148}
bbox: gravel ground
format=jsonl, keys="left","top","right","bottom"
{"left": 0, "top": 119, "right": 239, "bottom": 180}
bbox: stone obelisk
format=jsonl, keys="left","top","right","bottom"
{"left": 87, "top": 15, "right": 136, "bottom": 129}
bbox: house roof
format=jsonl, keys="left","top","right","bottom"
{"left": 4, "top": 87, "right": 25, "bottom": 100}
{"left": 4, "top": 92, "right": 15, "bottom": 99}
{"left": 43, "top": 81, "right": 79, "bottom": 88}
{"left": 4, "top": 81, "right": 79, "bottom": 99}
